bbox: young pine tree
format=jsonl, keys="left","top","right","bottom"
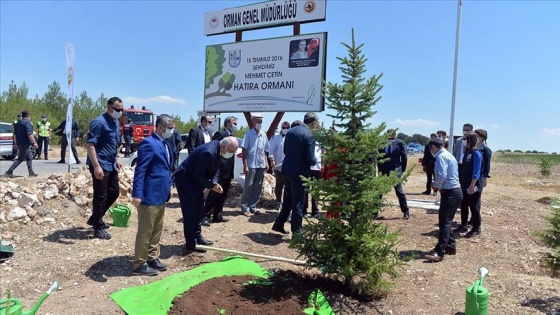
{"left": 290, "top": 29, "right": 404, "bottom": 295}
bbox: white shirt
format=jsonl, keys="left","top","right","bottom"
{"left": 269, "top": 133, "right": 286, "bottom": 169}
{"left": 310, "top": 143, "right": 322, "bottom": 171}
{"left": 200, "top": 125, "right": 211, "bottom": 143}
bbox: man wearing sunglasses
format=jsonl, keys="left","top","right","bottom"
{"left": 85, "top": 97, "right": 124, "bottom": 240}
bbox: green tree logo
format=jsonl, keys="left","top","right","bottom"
{"left": 205, "top": 45, "right": 236, "bottom": 99}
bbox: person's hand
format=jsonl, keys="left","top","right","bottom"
{"left": 212, "top": 183, "right": 223, "bottom": 193}
{"left": 13, "top": 144, "right": 18, "bottom": 150}
{"left": 33, "top": 143, "right": 38, "bottom": 149}
{"left": 243, "top": 165, "right": 249, "bottom": 176}
{"left": 265, "top": 163, "right": 269, "bottom": 172}
{"left": 131, "top": 197, "right": 141, "bottom": 207}
{"left": 467, "top": 186, "right": 476, "bottom": 195}
{"left": 94, "top": 165, "right": 104, "bottom": 180}
{"left": 270, "top": 160, "right": 276, "bottom": 169}
{"left": 482, "top": 177, "right": 488, "bottom": 188}
{"left": 422, "top": 166, "right": 426, "bottom": 172}
{"left": 116, "top": 159, "right": 123, "bottom": 170}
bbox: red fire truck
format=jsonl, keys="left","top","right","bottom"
{"left": 120, "top": 105, "right": 155, "bottom": 153}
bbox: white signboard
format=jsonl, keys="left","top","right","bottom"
{"left": 204, "top": 33, "right": 327, "bottom": 113}
{"left": 204, "top": 0, "right": 327, "bottom": 36}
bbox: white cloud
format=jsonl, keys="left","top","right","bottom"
{"left": 490, "top": 124, "right": 500, "bottom": 129}
{"left": 125, "top": 95, "right": 187, "bottom": 106}
{"left": 393, "top": 118, "right": 437, "bottom": 127}
{"left": 541, "top": 128, "right": 560, "bottom": 137}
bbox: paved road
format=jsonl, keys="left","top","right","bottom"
{"left": 0, "top": 155, "right": 134, "bottom": 178}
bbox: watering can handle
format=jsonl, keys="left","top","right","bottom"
{"left": 473, "top": 279, "right": 480, "bottom": 309}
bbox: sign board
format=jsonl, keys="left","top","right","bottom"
{"left": 204, "top": 0, "right": 327, "bottom": 36}
{"left": 203, "top": 32, "right": 327, "bottom": 113}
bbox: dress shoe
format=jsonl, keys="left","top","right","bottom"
{"left": 197, "top": 236, "right": 213, "bottom": 246}
{"left": 29, "top": 172, "right": 38, "bottom": 177}
{"left": 186, "top": 246, "right": 207, "bottom": 253}
{"left": 303, "top": 214, "right": 310, "bottom": 218}
{"left": 271, "top": 226, "right": 289, "bottom": 234}
{"left": 242, "top": 211, "right": 253, "bottom": 217}
{"left": 93, "top": 228, "right": 111, "bottom": 240}
{"left": 76, "top": 160, "right": 82, "bottom": 164}
{"left": 132, "top": 263, "right": 158, "bottom": 276}
{"left": 147, "top": 259, "right": 167, "bottom": 271}
{"left": 212, "top": 217, "right": 229, "bottom": 223}
{"left": 444, "top": 246, "right": 457, "bottom": 255}
{"left": 57, "top": 160, "right": 65, "bottom": 164}
{"left": 425, "top": 252, "right": 444, "bottom": 262}
{"left": 421, "top": 190, "right": 431, "bottom": 195}
{"left": 250, "top": 208, "right": 261, "bottom": 215}
{"left": 465, "top": 228, "right": 481, "bottom": 238}
{"left": 87, "top": 217, "right": 110, "bottom": 229}
{"left": 3, "top": 172, "right": 14, "bottom": 178}
{"left": 402, "top": 211, "right": 410, "bottom": 220}
{"left": 201, "top": 217, "right": 211, "bottom": 227}
{"left": 453, "top": 225, "right": 468, "bottom": 233}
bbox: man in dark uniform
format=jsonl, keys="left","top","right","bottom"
{"left": 201, "top": 116, "right": 238, "bottom": 226}
{"left": 123, "top": 119, "right": 133, "bottom": 157}
{"left": 378, "top": 129, "right": 410, "bottom": 219}
{"left": 4, "top": 110, "right": 38, "bottom": 177}
{"left": 53, "top": 119, "right": 81, "bottom": 164}
{"left": 421, "top": 133, "right": 437, "bottom": 195}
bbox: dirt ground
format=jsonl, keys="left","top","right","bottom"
{"left": 1, "top": 155, "right": 559, "bottom": 315}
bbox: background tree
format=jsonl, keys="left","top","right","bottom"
{"left": 410, "top": 133, "right": 430, "bottom": 145}
{"left": 290, "top": 29, "right": 403, "bottom": 295}
{"left": 396, "top": 132, "right": 410, "bottom": 144}
{"left": 41, "top": 81, "right": 68, "bottom": 123}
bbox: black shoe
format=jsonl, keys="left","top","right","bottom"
{"left": 93, "top": 228, "right": 111, "bottom": 240}
{"left": 402, "top": 211, "right": 410, "bottom": 220}
{"left": 421, "top": 190, "right": 431, "bottom": 195}
{"left": 201, "top": 217, "right": 211, "bottom": 227}
{"left": 57, "top": 160, "right": 65, "bottom": 164}
{"left": 186, "top": 246, "right": 207, "bottom": 253}
{"left": 29, "top": 172, "right": 38, "bottom": 177}
{"left": 132, "top": 263, "right": 158, "bottom": 276}
{"left": 272, "top": 226, "right": 289, "bottom": 235}
{"left": 444, "top": 246, "right": 457, "bottom": 255}
{"left": 197, "top": 236, "right": 213, "bottom": 246}
{"left": 212, "top": 217, "right": 229, "bottom": 223}
{"left": 147, "top": 259, "right": 167, "bottom": 271}
{"left": 453, "top": 225, "right": 468, "bottom": 233}
{"left": 3, "top": 172, "right": 14, "bottom": 178}
{"left": 87, "top": 217, "right": 110, "bottom": 229}
{"left": 76, "top": 160, "right": 82, "bottom": 164}
{"left": 425, "top": 252, "right": 444, "bottom": 262}
{"left": 465, "top": 228, "right": 481, "bottom": 238}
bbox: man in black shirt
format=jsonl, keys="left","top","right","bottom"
{"left": 3, "top": 110, "right": 38, "bottom": 177}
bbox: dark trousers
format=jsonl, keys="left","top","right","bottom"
{"left": 88, "top": 166, "right": 120, "bottom": 229}
{"left": 124, "top": 136, "right": 132, "bottom": 156}
{"left": 303, "top": 170, "right": 321, "bottom": 215}
{"left": 394, "top": 182, "right": 409, "bottom": 214}
{"left": 434, "top": 187, "right": 463, "bottom": 255}
{"left": 273, "top": 169, "right": 285, "bottom": 203}
{"left": 175, "top": 170, "right": 204, "bottom": 248}
{"left": 61, "top": 136, "right": 80, "bottom": 162}
{"left": 37, "top": 136, "right": 50, "bottom": 156}
{"left": 203, "top": 176, "right": 232, "bottom": 220}
{"left": 460, "top": 189, "right": 482, "bottom": 228}
{"left": 425, "top": 165, "right": 434, "bottom": 192}
{"left": 6, "top": 145, "right": 34, "bottom": 175}
{"left": 273, "top": 175, "right": 304, "bottom": 233}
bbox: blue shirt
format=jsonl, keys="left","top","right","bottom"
{"left": 14, "top": 119, "right": 34, "bottom": 145}
{"left": 86, "top": 112, "right": 120, "bottom": 171}
{"left": 433, "top": 149, "right": 461, "bottom": 190}
{"left": 241, "top": 128, "right": 269, "bottom": 168}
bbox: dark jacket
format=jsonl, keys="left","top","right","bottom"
{"left": 187, "top": 126, "right": 207, "bottom": 154}
{"left": 421, "top": 144, "right": 436, "bottom": 169}
{"left": 176, "top": 140, "right": 222, "bottom": 189}
{"left": 378, "top": 138, "right": 408, "bottom": 175}
{"left": 53, "top": 119, "right": 79, "bottom": 138}
{"left": 212, "top": 129, "right": 234, "bottom": 180}
{"left": 281, "top": 125, "right": 316, "bottom": 178}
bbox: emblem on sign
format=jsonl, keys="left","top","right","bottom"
{"left": 229, "top": 50, "right": 241, "bottom": 68}
{"left": 67, "top": 67, "right": 73, "bottom": 87}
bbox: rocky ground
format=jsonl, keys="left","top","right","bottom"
{"left": 0, "top": 154, "right": 559, "bottom": 315}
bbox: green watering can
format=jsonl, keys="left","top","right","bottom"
{"left": 109, "top": 203, "right": 132, "bottom": 227}
{"left": 0, "top": 281, "right": 58, "bottom": 315}
{"left": 465, "top": 266, "right": 489, "bottom": 315}
{"left": 0, "top": 240, "right": 14, "bottom": 263}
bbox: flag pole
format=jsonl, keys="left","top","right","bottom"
{"left": 65, "top": 43, "right": 76, "bottom": 173}
{"left": 448, "top": 0, "right": 462, "bottom": 154}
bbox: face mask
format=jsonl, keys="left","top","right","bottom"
{"left": 163, "top": 128, "right": 174, "bottom": 138}
{"left": 110, "top": 110, "right": 122, "bottom": 120}
{"left": 462, "top": 139, "right": 467, "bottom": 146}
{"left": 42, "top": 118, "right": 47, "bottom": 122}
{"left": 231, "top": 125, "right": 238, "bottom": 134}
{"left": 281, "top": 129, "right": 288, "bottom": 135}
{"left": 254, "top": 123, "right": 262, "bottom": 131}
{"left": 204, "top": 124, "right": 212, "bottom": 131}
{"left": 222, "top": 151, "right": 234, "bottom": 159}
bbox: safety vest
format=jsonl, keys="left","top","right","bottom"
{"left": 37, "top": 121, "right": 51, "bottom": 137}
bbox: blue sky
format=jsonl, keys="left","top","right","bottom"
{"left": 1, "top": 0, "right": 559, "bottom": 153}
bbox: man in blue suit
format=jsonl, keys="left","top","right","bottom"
{"left": 131, "top": 114, "right": 175, "bottom": 276}
{"left": 174, "top": 136, "right": 239, "bottom": 252}
{"left": 378, "top": 129, "right": 410, "bottom": 219}
{"left": 272, "top": 113, "right": 319, "bottom": 234}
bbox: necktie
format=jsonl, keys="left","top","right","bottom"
{"left": 163, "top": 141, "right": 171, "bottom": 165}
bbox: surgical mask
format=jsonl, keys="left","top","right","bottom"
{"left": 163, "top": 128, "right": 174, "bottom": 139}
{"left": 222, "top": 151, "right": 234, "bottom": 159}
{"left": 281, "top": 128, "right": 288, "bottom": 135}
{"left": 110, "top": 110, "right": 122, "bottom": 120}
{"left": 230, "top": 125, "right": 238, "bottom": 134}
{"left": 254, "top": 123, "right": 262, "bottom": 131}
{"left": 462, "top": 139, "right": 467, "bottom": 146}
{"left": 42, "top": 118, "right": 47, "bottom": 122}
{"left": 204, "top": 124, "right": 212, "bottom": 131}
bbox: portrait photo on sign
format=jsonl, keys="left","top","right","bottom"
{"left": 288, "top": 37, "right": 320, "bottom": 68}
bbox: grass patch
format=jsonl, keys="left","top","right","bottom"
{"left": 494, "top": 152, "right": 560, "bottom": 165}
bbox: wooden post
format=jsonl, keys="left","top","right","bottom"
{"left": 266, "top": 112, "right": 285, "bottom": 140}
{"left": 196, "top": 245, "right": 307, "bottom": 265}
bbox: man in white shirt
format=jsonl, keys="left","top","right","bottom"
{"left": 303, "top": 142, "right": 322, "bottom": 217}
{"left": 452, "top": 123, "right": 473, "bottom": 174}
{"left": 187, "top": 115, "right": 213, "bottom": 153}
{"left": 268, "top": 121, "right": 290, "bottom": 209}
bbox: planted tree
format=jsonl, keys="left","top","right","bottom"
{"left": 534, "top": 199, "right": 560, "bottom": 276}
{"left": 290, "top": 29, "right": 403, "bottom": 295}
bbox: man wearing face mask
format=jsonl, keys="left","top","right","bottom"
{"left": 268, "top": 121, "right": 290, "bottom": 209}
{"left": 453, "top": 123, "right": 473, "bottom": 173}
{"left": 174, "top": 136, "right": 239, "bottom": 252}
{"left": 35, "top": 114, "right": 51, "bottom": 160}
{"left": 240, "top": 113, "right": 270, "bottom": 217}
{"left": 85, "top": 97, "right": 124, "bottom": 240}
{"left": 201, "top": 116, "right": 238, "bottom": 226}
{"left": 130, "top": 114, "right": 175, "bottom": 276}
{"left": 186, "top": 115, "right": 213, "bottom": 154}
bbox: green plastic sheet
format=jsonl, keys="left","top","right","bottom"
{"left": 110, "top": 256, "right": 270, "bottom": 315}
{"left": 304, "top": 290, "right": 336, "bottom": 315}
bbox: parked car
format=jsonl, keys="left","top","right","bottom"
{"left": 0, "top": 122, "right": 16, "bottom": 160}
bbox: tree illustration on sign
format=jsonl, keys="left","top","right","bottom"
{"left": 205, "top": 45, "right": 236, "bottom": 99}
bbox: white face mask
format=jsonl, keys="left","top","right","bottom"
{"left": 254, "top": 123, "right": 262, "bottom": 131}
{"left": 42, "top": 118, "right": 47, "bottom": 122}
{"left": 281, "top": 129, "right": 288, "bottom": 135}
{"left": 204, "top": 124, "right": 212, "bottom": 131}
{"left": 230, "top": 125, "right": 238, "bottom": 134}
{"left": 462, "top": 139, "right": 467, "bottom": 146}
{"left": 222, "top": 150, "right": 234, "bottom": 159}
{"left": 110, "top": 110, "right": 122, "bottom": 120}
{"left": 163, "top": 128, "right": 174, "bottom": 138}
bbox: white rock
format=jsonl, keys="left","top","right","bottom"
{"left": 7, "top": 207, "right": 27, "bottom": 221}
{"left": 11, "top": 191, "right": 21, "bottom": 199}
{"left": 7, "top": 199, "right": 18, "bottom": 206}
{"left": 27, "top": 208, "right": 37, "bottom": 218}
{"left": 0, "top": 212, "right": 6, "bottom": 223}
{"left": 43, "top": 217, "right": 56, "bottom": 223}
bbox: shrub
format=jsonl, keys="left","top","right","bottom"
{"left": 534, "top": 199, "right": 560, "bottom": 276}
{"left": 539, "top": 158, "right": 553, "bottom": 177}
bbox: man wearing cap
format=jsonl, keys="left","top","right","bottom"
{"left": 269, "top": 121, "right": 290, "bottom": 209}
{"left": 35, "top": 114, "right": 52, "bottom": 160}
{"left": 240, "top": 113, "right": 270, "bottom": 216}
